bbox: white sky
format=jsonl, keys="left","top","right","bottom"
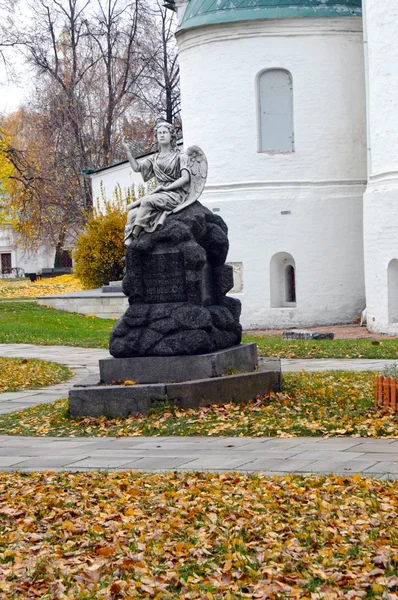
{"left": 0, "top": 77, "right": 29, "bottom": 113}
{"left": 0, "top": 0, "right": 35, "bottom": 114}
{"left": 0, "top": 0, "right": 173, "bottom": 115}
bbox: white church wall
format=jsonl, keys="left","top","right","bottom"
{"left": 364, "top": 189, "right": 398, "bottom": 335}
{"left": 363, "top": 0, "right": 398, "bottom": 334}
{"left": 177, "top": 17, "right": 367, "bottom": 327}
{"left": 15, "top": 247, "right": 55, "bottom": 274}
{"left": 205, "top": 183, "right": 365, "bottom": 328}
{"left": 91, "top": 161, "right": 143, "bottom": 210}
{"left": 177, "top": 18, "right": 366, "bottom": 185}
{"left": 0, "top": 224, "right": 55, "bottom": 275}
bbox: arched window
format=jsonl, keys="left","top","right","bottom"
{"left": 258, "top": 69, "right": 294, "bottom": 153}
{"left": 270, "top": 252, "right": 297, "bottom": 308}
{"left": 285, "top": 264, "right": 296, "bottom": 303}
{"left": 388, "top": 259, "right": 398, "bottom": 323}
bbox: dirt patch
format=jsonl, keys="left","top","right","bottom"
{"left": 245, "top": 324, "right": 397, "bottom": 340}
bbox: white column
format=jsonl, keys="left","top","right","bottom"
{"left": 363, "top": 0, "right": 398, "bottom": 333}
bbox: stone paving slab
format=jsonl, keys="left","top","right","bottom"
{"left": 66, "top": 456, "right": 145, "bottom": 469}
{"left": 303, "top": 459, "right": 379, "bottom": 473}
{"left": 293, "top": 450, "right": 366, "bottom": 461}
{"left": 292, "top": 440, "right": 369, "bottom": 450}
{"left": 364, "top": 462, "right": 398, "bottom": 473}
{"left": 0, "top": 456, "right": 31, "bottom": 467}
{"left": 13, "top": 456, "right": 86, "bottom": 468}
{"left": 239, "top": 458, "right": 316, "bottom": 472}
{"left": 358, "top": 453, "right": 398, "bottom": 461}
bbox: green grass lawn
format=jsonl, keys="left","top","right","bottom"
{"left": 2, "top": 302, "right": 398, "bottom": 359}
{"left": 1, "top": 371, "right": 396, "bottom": 438}
{"left": 242, "top": 333, "right": 398, "bottom": 359}
{"left": 0, "top": 302, "right": 113, "bottom": 348}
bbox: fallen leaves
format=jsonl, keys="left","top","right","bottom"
{"left": 0, "top": 357, "right": 71, "bottom": 393}
{"left": 0, "top": 471, "right": 397, "bottom": 598}
{"left": 0, "top": 274, "right": 83, "bottom": 298}
{"left": 1, "top": 371, "right": 397, "bottom": 438}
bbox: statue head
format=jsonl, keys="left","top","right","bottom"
{"left": 155, "top": 121, "right": 177, "bottom": 151}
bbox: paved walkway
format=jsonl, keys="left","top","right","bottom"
{"left": 0, "top": 344, "right": 397, "bottom": 477}
{"left": 0, "top": 435, "right": 397, "bottom": 478}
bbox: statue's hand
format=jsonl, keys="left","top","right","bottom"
{"left": 121, "top": 139, "right": 131, "bottom": 153}
{"left": 121, "top": 139, "right": 140, "bottom": 172}
{"left": 153, "top": 185, "right": 166, "bottom": 193}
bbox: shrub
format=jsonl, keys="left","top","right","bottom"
{"left": 74, "top": 185, "right": 132, "bottom": 289}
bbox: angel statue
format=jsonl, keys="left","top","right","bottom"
{"left": 121, "top": 121, "right": 208, "bottom": 245}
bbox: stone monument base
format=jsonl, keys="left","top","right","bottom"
{"left": 99, "top": 343, "right": 258, "bottom": 384}
{"left": 69, "top": 344, "right": 281, "bottom": 418}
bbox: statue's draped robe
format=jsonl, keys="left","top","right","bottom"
{"left": 125, "top": 150, "right": 191, "bottom": 241}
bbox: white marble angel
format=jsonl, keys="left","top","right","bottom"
{"left": 121, "top": 121, "right": 208, "bottom": 245}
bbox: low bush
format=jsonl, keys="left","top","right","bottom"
{"left": 74, "top": 186, "right": 132, "bottom": 289}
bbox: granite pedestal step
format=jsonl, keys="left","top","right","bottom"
{"left": 69, "top": 344, "right": 281, "bottom": 418}
{"left": 99, "top": 343, "right": 259, "bottom": 384}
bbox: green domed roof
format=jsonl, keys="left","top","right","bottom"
{"left": 179, "top": 0, "right": 362, "bottom": 31}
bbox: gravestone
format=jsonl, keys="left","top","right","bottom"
{"left": 109, "top": 201, "right": 242, "bottom": 358}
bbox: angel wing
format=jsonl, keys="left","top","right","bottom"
{"left": 173, "top": 145, "right": 208, "bottom": 213}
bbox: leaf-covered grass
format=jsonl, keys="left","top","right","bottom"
{"left": 0, "top": 358, "right": 72, "bottom": 393}
{"left": 0, "top": 274, "right": 84, "bottom": 299}
{"left": 242, "top": 333, "right": 398, "bottom": 359}
{"left": 1, "top": 372, "right": 397, "bottom": 438}
{"left": 0, "top": 471, "right": 397, "bottom": 598}
{"left": 0, "top": 302, "right": 113, "bottom": 348}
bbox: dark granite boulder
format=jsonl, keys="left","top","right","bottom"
{"left": 110, "top": 201, "right": 242, "bottom": 357}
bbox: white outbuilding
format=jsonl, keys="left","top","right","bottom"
{"left": 90, "top": 0, "right": 398, "bottom": 334}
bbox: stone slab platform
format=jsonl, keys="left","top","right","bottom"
{"left": 99, "top": 343, "right": 258, "bottom": 384}
{"left": 70, "top": 359, "right": 281, "bottom": 418}
{"left": 282, "top": 329, "right": 334, "bottom": 340}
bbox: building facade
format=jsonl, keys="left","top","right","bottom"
{"left": 91, "top": 0, "right": 397, "bottom": 333}
{"left": 0, "top": 224, "right": 56, "bottom": 277}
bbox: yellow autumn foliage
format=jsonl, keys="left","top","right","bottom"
{"left": 74, "top": 186, "right": 132, "bottom": 289}
{"left": 0, "top": 357, "right": 71, "bottom": 392}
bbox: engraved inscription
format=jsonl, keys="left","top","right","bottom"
{"left": 142, "top": 252, "right": 187, "bottom": 303}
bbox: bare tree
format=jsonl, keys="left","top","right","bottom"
{"left": 21, "top": 0, "right": 100, "bottom": 210}
{"left": 86, "top": 0, "right": 153, "bottom": 164}
{"left": 137, "top": 0, "right": 180, "bottom": 125}
{"left": 0, "top": 0, "right": 22, "bottom": 65}
{"left": 0, "top": 0, "right": 180, "bottom": 260}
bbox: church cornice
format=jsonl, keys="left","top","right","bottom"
{"left": 176, "top": 17, "right": 363, "bottom": 50}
